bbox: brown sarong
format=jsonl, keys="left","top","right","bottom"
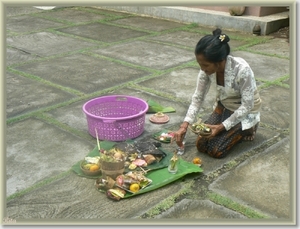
{"left": 196, "top": 101, "right": 259, "bottom": 158}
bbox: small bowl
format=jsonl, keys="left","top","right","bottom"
{"left": 80, "top": 160, "right": 102, "bottom": 176}
{"left": 149, "top": 112, "right": 170, "bottom": 124}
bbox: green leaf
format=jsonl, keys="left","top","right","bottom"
{"left": 160, "top": 107, "right": 176, "bottom": 113}
{"left": 147, "top": 99, "right": 176, "bottom": 113}
{"left": 123, "top": 158, "right": 203, "bottom": 198}
{"left": 72, "top": 141, "right": 203, "bottom": 198}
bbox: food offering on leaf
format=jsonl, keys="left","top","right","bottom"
{"left": 96, "top": 171, "right": 151, "bottom": 201}
{"left": 142, "top": 154, "right": 156, "bottom": 165}
{"left": 95, "top": 176, "right": 116, "bottom": 191}
{"left": 115, "top": 171, "right": 152, "bottom": 194}
{"left": 80, "top": 156, "right": 101, "bottom": 176}
{"left": 125, "top": 151, "right": 146, "bottom": 170}
{"left": 114, "top": 141, "right": 166, "bottom": 171}
{"left": 132, "top": 158, "right": 147, "bottom": 167}
{"left": 154, "top": 131, "right": 174, "bottom": 143}
{"left": 106, "top": 188, "right": 126, "bottom": 201}
{"left": 134, "top": 141, "right": 166, "bottom": 162}
{"left": 189, "top": 122, "right": 211, "bottom": 136}
{"left": 128, "top": 163, "right": 137, "bottom": 170}
{"left": 99, "top": 148, "right": 127, "bottom": 179}
{"left": 99, "top": 147, "right": 127, "bottom": 163}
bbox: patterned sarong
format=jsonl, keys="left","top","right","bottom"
{"left": 196, "top": 101, "right": 259, "bottom": 158}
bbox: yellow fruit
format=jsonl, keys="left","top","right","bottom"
{"left": 193, "top": 157, "right": 202, "bottom": 165}
{"left": 89, "top": 164, "right": 100, "bottom": 171}
{"left": 129, "top": 183, "right": 140, "bottom": 193}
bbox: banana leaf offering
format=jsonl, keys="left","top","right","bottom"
{"left": 72, "top": 138, "right": 204, "bottom": 201}
{"left": 72, "top": 140, "right": 173, "bottom": 179}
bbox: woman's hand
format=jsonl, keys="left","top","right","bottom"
{"left": 204, "top": 123, "right": 225, "bottom": 139}
{"left": 173, "top": 122, "right": 189, "bottom": 147}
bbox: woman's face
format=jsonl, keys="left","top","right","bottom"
{"left": 195, "top": 54, "right": 218, "bottom": 76}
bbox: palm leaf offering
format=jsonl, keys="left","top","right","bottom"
{"left": 152, "top": 129, "right": 175, "bottom": 143}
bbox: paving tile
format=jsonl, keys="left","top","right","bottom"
{"left": 188, "top": 25, "right": 256, "bottom": 41}
{"left": 247, "top": 38, "right": 290, "bottom": 58}
{"left": 5, "top": 6, "right": 43, "bottom": 17}
{"left": 154, "top": 199, "right": 247, "bottom": 219}
{"left": 231, "top": 51, "right": 289, "bottom": 81}
{"left": 35, "top": 8, "right": 109, "bottom": 24}
{"left": 6, "top": 172, "right": 183, "bottom": 219}
{"left": 147, "top": 30, "right": 202, "bottom": 48}
{"left": 147, "top": 30, "right": 247, "bottom": 49}
{"left": 94, "top": 40, "right": 194, "bottom": 70}
{"left": 6, "top": 47, "right": 39, "bottom": 66}
{"left": 209, "top": 137, "right": 291, "bottom": 218}
{"left": 7, "top": 32, "right": 96, "bottom": 57}
{"left": 137, "top": 67, "right": 216, "bottom": 112}
{"left": 111, "top": 16, "right": 186, "bottom": 32}
{"left": 6, "top": 15, "right": 65, "bottom": 33}
{"left": 56, "top": 22, "right": 150, "bottom": 42}
{"left": 283, "top": 77, "right": 290, "bottom": 85}
{"left": 259, "top": 86, "right": 290, "bottom": 129}
{"left": 13, "top": 53, "right": 150, "bottom": 94}
{"left": 6, "top": 118, "right": 95, "bottom": 197}
{"left": 87, "top": 7, "right": 134, "bottom": 17}
{"left": 6, "top": 72, "right": 75, "bottom": 119}
{"left": 45, "top": 100, "right": 96, "bottom": 140}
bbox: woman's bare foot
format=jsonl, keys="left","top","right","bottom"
{"left": 243, "top": 134, "right": 255, "bottom": 141}
{"left": 243, "top": 123, "right": 258, "bottom": 141}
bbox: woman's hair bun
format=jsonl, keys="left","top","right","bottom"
{"left": 212, "top": 28, "right": 222, "bottom": 36}
{"left": 213, "top": 28, "right": 230, "bottom": 43}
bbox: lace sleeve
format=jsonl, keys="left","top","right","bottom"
{"left": 184, "top": 70, "right": 211, "bottom": 124}
{"left": 222, "top": 66, "right": 256, "bottom": 130}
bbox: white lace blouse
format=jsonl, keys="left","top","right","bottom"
{"left": 184, "top": 55, "right": 260, "bottom": 131}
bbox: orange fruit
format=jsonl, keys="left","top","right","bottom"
{"left": 129, "top": 183, "right": 140, "bottom": 193}
{"left": 193, "top": 157, "right": 202, "bottom": 165}
{"left": 89, "top": 164, "right": 100, "bottom": 171}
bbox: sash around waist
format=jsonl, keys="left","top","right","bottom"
{"left": 220, "top": 90, "right": 262, "bottom": 112}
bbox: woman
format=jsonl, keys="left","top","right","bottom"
{"left": 174, "top": 28, "right": 262, "bottom": 158}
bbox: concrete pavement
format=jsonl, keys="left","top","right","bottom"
{"left": 3, "top": 5, "right": 295, "bottom": 226}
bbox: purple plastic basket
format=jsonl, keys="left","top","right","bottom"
{"left": 82, "top": 95, "right": 148, "bottom": 141}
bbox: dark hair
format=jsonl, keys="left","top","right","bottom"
{"left": 195, "top": 28, "right": 230, "bottom": 62}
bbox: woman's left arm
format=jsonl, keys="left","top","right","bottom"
{"left": 222, "top": 66, "right": 256, "bottom": 131}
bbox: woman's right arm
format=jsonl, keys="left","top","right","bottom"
{"left": 184, "top": 70, "right": 211, "bottom": 124}
{"left": 174, "top": 70, "right": 210, "bottom": 146}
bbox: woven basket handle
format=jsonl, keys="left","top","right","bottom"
{"left": 115, "top": 96, "right": 128, "bottom": 101}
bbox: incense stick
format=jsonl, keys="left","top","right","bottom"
{"left": 95, "top": 128, "right": 100, "bottom": 151}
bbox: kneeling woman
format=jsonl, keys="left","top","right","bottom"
{"left": 174, "top": 28, "right": 262, "bottom": 158}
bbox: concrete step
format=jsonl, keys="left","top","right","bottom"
{"left": 96, "top": 6, "right": 289, "bottom": 35}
